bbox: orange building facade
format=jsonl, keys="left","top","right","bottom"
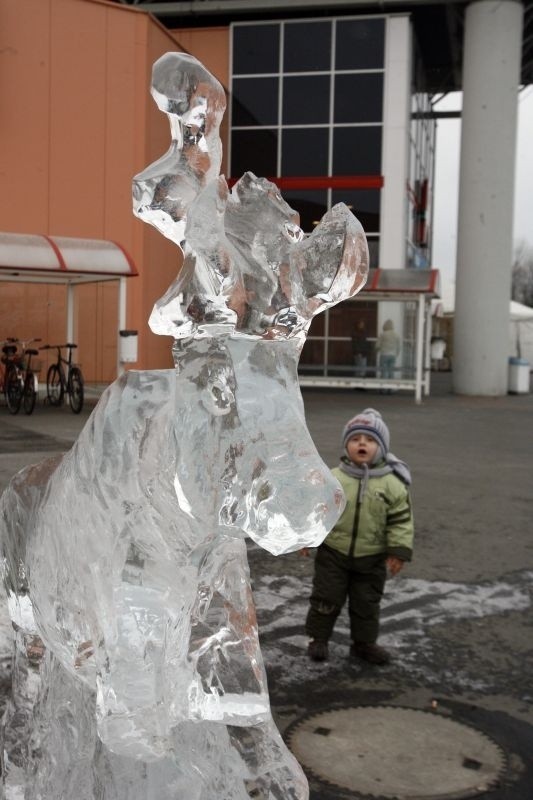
{"left": 0, "top": 0, "right": 209, "bottom": 381}
{"left": 1, "top": 1, "right": 435, "bottom": 385}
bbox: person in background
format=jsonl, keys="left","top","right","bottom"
{"left": 304, "top": 408, "right": 414, "bottom": 665}
{"left": 376, "top": 319, "right": 400, "bottom": 381}
{"left": 352, "top": 319, "right": 370, "bottom": 377}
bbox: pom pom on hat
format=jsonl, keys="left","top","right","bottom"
{"left": 342, "top": 408, "right": 390, "bottom": 460}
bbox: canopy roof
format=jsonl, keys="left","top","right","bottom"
{"left": 0, "top": 232, "right": 137, "bottom": 285}
{"left": 356, "top": 268, "right": 440, "bottom": 300}
{"left": 113, "top": 0, "right": 533, "bottom": 92}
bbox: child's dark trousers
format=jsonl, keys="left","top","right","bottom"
{"left": 305, "top": 544, "right": 387, "bottom": 644}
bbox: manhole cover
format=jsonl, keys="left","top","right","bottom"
{"left": 286, "top": 706, "right": 506, "bottom": 799}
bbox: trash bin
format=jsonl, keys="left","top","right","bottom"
{"left": 508, "top": 357, "right": 530, "bottom": 394}
{"left": 119, "top": 329, "right": 138, "bottom": 363}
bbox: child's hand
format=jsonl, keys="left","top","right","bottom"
{"left": 386, "top": 556, "right": 404, "bottom": 577}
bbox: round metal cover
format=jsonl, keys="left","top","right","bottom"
{"left": 286, "top": 706, "right": 506, "bottom": 799}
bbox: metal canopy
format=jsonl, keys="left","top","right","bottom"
{"left": 0, "top": 232, "right": 137, "bottom": 285}
{"left": 0, "top": 232, "right": 137, "bottom": 378}
{"left": 299, "top": 269, "right": 440, "bottom": 403}
{"left": 112, "top": 0, "right": 533, "bottom": 91}
{"left": 360, "top": 267, "right": 440, "bottom": 297}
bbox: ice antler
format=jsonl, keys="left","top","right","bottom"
{"left": 133, "top": 52, "right": 369, "bottom": 340}
{"left": 132, "top": 52, "right": 226, "bottom": 247}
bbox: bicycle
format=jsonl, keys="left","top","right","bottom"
{"left": 1, "top": 338, "right": 42, "bottom": 414}
{"left": 41, "top": 343, "right": 84, "bottom": 414}
{"left": 1, "top": 339, "right": 21, "bottom": 413}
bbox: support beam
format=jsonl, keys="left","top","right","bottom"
{"left": 118, "top": 277, "right": 127, "bottom": 378}
{"left": 66, "top": 283, "right": 74, "bottom": 344}
{"left": 415, "top": 294, "right": 425, "bottom": 403}
{"left": 135, "top": 0, "right": 470, "bottom": 14}
{"left": 453, "top": 0, "right": 523, "bottom": 395}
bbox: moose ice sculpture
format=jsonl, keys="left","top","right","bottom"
{"left": 0, "top": 53, "right": 368, "bottom": 798}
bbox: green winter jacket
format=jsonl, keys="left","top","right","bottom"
{"left": 324, "top": 466, "right": 414, "bottom": 561}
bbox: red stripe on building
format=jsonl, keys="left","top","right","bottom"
{"left": 228, "top": 175, "right": 384, "bottom": 190}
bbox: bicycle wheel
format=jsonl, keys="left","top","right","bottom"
{"left": 46, "top": 364, "right": 64, "bottom": 406}
{"left": 68, "top": 367, "right": 84, "bottom": 414}
{"left": 5, "top": 366, "right": 23, "bottom": 414}
{"left": 23, "top": 371, "right": 37, "bottom": 415}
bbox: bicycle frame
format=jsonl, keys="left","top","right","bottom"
{"left": 0, "top": 339, "right": 18, "bottom": 393}
{"left": 42, "top": 343, "right": 84, "bottom": 414}
{"left": 2, "top": 337, "right": 41, "bottom": 414}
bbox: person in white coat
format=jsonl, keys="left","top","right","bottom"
{"left": 376, "top": 319, "right": 400, "bottom": 381}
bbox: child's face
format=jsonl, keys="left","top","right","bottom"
{"left": 346, "top": 433, "right": 379, "bottom": 466}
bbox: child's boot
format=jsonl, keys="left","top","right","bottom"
{"left": 351, "top": 641, "right": 390, "bottom": 665}
{"left": 308, "top": 640, "right": 328, "bottom": 662}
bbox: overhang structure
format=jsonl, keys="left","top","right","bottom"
{"left": 300, "top": 269, "right": 440, "bottom": 403}
{"left": 112, "top": 0, "right": 533, "bottom": 92}
{"left": 0, "top": 232, "right": 138, "bottom": 377}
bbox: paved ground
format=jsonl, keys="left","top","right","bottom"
{"left": 0, "top": 374, "right": 532, "bottom": 798}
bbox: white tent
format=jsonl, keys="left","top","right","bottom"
{"left": 510, "top": 301, "right": 533, "bottom": 362}
{"left": 432, "top": 280, "right": 533, "bottom": 366}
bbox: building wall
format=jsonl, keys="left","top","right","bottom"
{"left": 0, "top": 0, "right": 183, "bottom": 381}
{"left": 0, "top": 3, "right": 421, "bottom": 383}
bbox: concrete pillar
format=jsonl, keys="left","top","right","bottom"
{"left": 453, "top": 0, "right": 523, "bottom": 395}
{"left": 379, "top": 16, "right": 412, "bottom": 367}
{"left": 380, "top": 14, "right": 411, "bottom": 273}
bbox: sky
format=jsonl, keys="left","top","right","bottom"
{"left": 431, "top": 87, "right": 533, "bottom": 283}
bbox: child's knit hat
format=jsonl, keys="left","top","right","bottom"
{"left": 342, "top": 408, "right": 390, "bottom": 460}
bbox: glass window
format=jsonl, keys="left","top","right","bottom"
{"left": 332, "top": 127, "right": 382, "bottom": 175}
{"left": 335, "top": 18, "right": 385, "bottom": 70}
{"left": 283, "top": 75, "right": 330, "bottom": 125}
{"left": 232, "top": 25, "right": 280, "bottom": 74}
{"left": 332, "top": 189, "right": 381, "bottom": 232}
{"left": 328, "top": 304, "right": 358, "bottom": 337}
{"left": 366, "top": 235, "right": 380, "bottom": 269}
{"left": 283, "top": 21, "right": 332, "bottom": 72}
{"left": 334, "top": 74, "right": 383, "bottom": 124}
{"left": 232, "top": 78, "right": 279, "bottom": 127}
{"left": 231, "top": 129, "right": 278, "bottom": 179}
{"left": 282, "top": 128, "right": 329, "bottom": 177}
{"left": 307, "top": 314, "right": 325, "bottom": 336}
{"left": 328, "top": 340, "right": 353, "bottom": 368}
{"left": 300, "top": 337, "right": 325, "bottom": 368}
{"left": 282, "top": 190, "right": 328, "bottom": 234}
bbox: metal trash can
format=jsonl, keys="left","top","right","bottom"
{"left": 508, "top": 357, "right": 530, "bottom": 394}
{"left": 119, "top": 329, "right": 138, "bottom": 363}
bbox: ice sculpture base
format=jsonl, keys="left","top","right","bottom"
{"left": 1, "top": 366, "right": 336, "bottom": 798}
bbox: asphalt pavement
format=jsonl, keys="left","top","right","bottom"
{"left": 0, "top": 373, "right": 532, "bottom": 799}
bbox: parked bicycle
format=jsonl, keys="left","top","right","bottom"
{"left": 1, "top": 339, "right": 21, "bottom": 413}
{"left": 41, "top": 343, "right": 84, "bottom": 414}
{"left": 1, "top": 338, "right": 42, "bottom": 415}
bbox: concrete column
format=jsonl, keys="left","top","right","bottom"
{"left": 379, "top": 16, "right": 412, "bottom": 365}
{"left": 380, "top": 15, "right": 411, "bottom": 272}
{"left": 453, "top": 0, "right": 523, "bottom": 395}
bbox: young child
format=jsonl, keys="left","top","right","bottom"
{"left": 305, "top": 408, "right": 414, "bottom": 664}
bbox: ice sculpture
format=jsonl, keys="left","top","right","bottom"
{"left": 0, "top": 52, "right": 368, "bottom": 798}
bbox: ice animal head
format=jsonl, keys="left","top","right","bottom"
{"left": 132, "top": 51, "right": 369, "bottom": 340}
